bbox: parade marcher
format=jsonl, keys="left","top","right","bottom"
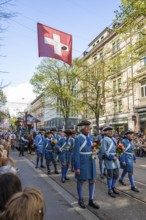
{"left": 70, "top": 129, "right": 76, "bottom": 172}
{"left": 96, "top": 127, "right": 106, "bottom": 179}
{"left": 19, "top": 135, "right": 28, "bottom": 157}
{"left": 119, "top": 130, "right": 140, "bottom": 192}
{"left": 51, "top": 128, "right": 60, "bottom": 142}
{"left": 101, "top": 126, "right": 120, "bottom": 198}
{"left": 57, "top": 130, "right": 74, "bottom": 183}
{"left": 73, "top": 120, "right": 100, "bottom": 209}
{"left": 35, "top": 130, "right": 45, "bottom": 168}
{"left": 44, "top": 131, "right": 59, "bottom": 174}
{"left": 57, "top": 130, "right": 65, "bottom": 141}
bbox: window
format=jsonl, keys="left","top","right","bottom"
{"left": 93, "top": 55, "right": 97, "bottom": 61}
{"left": 137, "top": 25, "right": 144, "bottom": 39}
{"left": 114, "top": 100, "right": 122, "bottom": 113}
{"left": 112, "top": 40, "right": 120, "bottom": 53}
{"left": 140, "top": 55, "right": 146, "bottom": 67}
{"left": 113, "top": 78, "right": 121, "bottom": 93}
{"left": 99, "top": 51, "right": 103, "bottom": 58}
{"left": 112, "top": 60, "right": 121, "bottom": 73}
{"left": 141, "top": 81, "right": 146, "bottom": 98}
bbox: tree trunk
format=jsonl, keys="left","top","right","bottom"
{"left": 65, "top": 117, "right": 69, "bottom": 130}
{"left": 95, "top": 111, "right": 100, "bottom": 132}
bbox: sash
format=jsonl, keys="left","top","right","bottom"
{"left": 38, "top": 139, "right": 43, "bottom": 146}
{"left": 79, "top": 134, "right": 87, "bottom": 152}
{"left": 125, "top": 143, "right": 131, "bottom": 152}
{"left": 105, "top": 136, "right": 114, "bottom": 153}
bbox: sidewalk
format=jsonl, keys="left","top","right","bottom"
{"left": 11, "top": 150, "right": 99, "bottom": 220}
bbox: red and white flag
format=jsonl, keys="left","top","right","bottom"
{"left": 37, "top": 23, "right": 72, "bottom": 65}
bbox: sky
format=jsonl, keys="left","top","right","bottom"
{"left": 0, "top": 0, "right": 121, "bottom": 115}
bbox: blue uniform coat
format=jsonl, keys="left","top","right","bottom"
{"left": 102, "top": 136, "right": 120, "bottom": 169}
{"left": 120, "top": 138, "right": 136, "bottom": 173}
{"left": 44, "top": 138, "right": 58, "bottom": 161}
{"left": 96, "top": 134, "right": 104, "bottom": 160}
{"left": 73, "top": 133, "right": 96, "bottom": 180}
{"left": 35, "top": 134, "right": 45, "bottom": 154}
{"left": 57, "top": 137, "right": 74, "bottom": 165}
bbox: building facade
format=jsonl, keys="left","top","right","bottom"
{"left": 81, "top": 17, "right": 146, "bottom": 133}
{"left": 30, "top": 94, "right": 44, "bottom": 129}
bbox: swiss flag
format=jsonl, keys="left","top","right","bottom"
{"left": 37, "top": 23, "right": 72, "bottom": 65}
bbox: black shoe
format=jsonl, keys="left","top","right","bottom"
{"left": 78, "top": 199, "right": 86, "bottom": 209}
{"left": 88, "top": 200, "right": 100, "bottom": 209}
{"left": 108, "top": 190, "right": 116, "bottom": 198}
{"left": 35, "top": 165, "right": 38, "bottom": 168}
{"left": 103, "top": 173, "right": 106, "bottom": 177}
{"left": 61, "top": 178, "right": 65, "bottom": 183}
{"left": 54, "top": 170, "right": 60, "bottom": 174}
{"left": 40, "top": 165, "right": 45, "bottom": 168}
{"left": 131, "top": 187, "right": 140, "bottom": 192}
{"left": 47, "top": 170, "right": 51, "bottom": 174}
{"left": 65, "top": 176, "right": 70, "bottom": 180}
{"left": 119, "top": 179, "right": 126, "bottom": 186}
{"left": 112, "top": 187, "right": 120, "bottom": 195}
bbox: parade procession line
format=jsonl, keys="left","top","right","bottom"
{"left": 21, "top": 152, "right": 146, "bottom": 220}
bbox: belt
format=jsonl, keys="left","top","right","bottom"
{"left": 46, "top": 149, "right": 53, "bottom": 152}
{"left": 124, "top": 152, "right": 133, "bottom": 155}
{"left": 80, "top": 152, "right": 92, "bottom": 155}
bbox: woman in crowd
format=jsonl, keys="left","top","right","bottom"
{"left": 0, "top": 173, "right": 22, "bottom": 213}
{"left": 1, "top": 187, "right": 45, "bottom": 220}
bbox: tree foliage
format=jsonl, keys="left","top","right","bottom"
{"left": 30, "top": 58, "right": 82, "bottom": 129}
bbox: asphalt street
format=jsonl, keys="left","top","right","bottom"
{"left": 11, "top": 150, "right": 146, "bottom": 220}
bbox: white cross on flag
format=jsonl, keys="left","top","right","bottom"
{"left": 37, "top": 23, "right": 72, "bottom": 65}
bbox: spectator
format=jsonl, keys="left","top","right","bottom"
{"left": 1, "top": 187, "right": 45, "bottom": 220}
{"left": 0, "top": 173, "right": 22, "bottom": 213}
{"left": 0, "top": 157, "right": 17, "bottom": 175}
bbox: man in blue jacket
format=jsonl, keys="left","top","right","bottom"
{"left": 102, "top": 126, "right": 120, "bottom": 198}
{"left": 119, "top": 130, "right": 139, "bottom": 192}
{"left": 74, "top": 120, "right": 100, "bottom": 209}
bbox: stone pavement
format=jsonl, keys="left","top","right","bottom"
{"left": 12, "top": 150, "right": 146, "bottom": 220}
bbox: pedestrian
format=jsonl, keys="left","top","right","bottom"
{"left": 0, "top": 157, "right": 17, "bottom": 175}
{"left": 73, "top": 120, "right": 100, "bottom": 209}
{"left": 96, "top": 127, "right": 106, "bottom": 179}
{"left": 101, "top": 126, "right": 120, "bottom": 198}
{"left": 0, "top": 187, "right": 45, "bottom": 220}
{"left": 44, "top": 131, "right": 59, "bottom": 174}
{"left": 35, "top": 130, "right": 45, "bottom": 168}
{"left": 19, "top": 135, "right": 28, "bottom": 156}
{"left": 57, "top": 130, "right": 74, "bottom": 183}
{"left": 119, "top": 130, "right": 140, "bottom": 192}
{"left": 0, "top": 173, "right": 22, "bottom": 213}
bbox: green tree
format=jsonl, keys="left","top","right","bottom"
{"left": 30, "top": 58, "right": 82, "bottom": 129}
{"left": 79, "top": 48, "right": 112, "bottom": 132}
